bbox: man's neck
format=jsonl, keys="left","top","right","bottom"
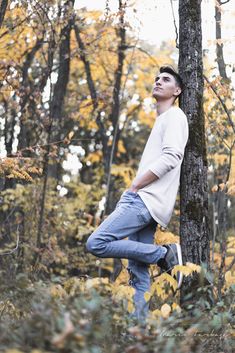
{"left": 156, "top": 100, "right": 175, "bottom": 116}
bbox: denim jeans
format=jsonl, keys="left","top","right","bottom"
{"left": 86, "top": 190, "right": 167, "bottom": 320}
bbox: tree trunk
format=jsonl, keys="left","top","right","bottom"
{"left": 48, "top": 0, "right": 74, "bottom": 181}
{"left": 178, "top": 0, "right": 210, "bottom": 303}
{"left": 0, "top": 0, "right": 8, "bottom": 28}
{"left": 104, "top": 0, "right": 126, "bottom": 215}
{"left": 214, "top": 0, "right": 232, "bottom": 298}
{"left": 35, "top": 0, "right": 74, "bottom": 257}
{"left": 3, "top": 99, "right": 17, "bottom": 189}
{"left": 17, "top": 36, "right": 45, "bottom": 153}
{"left": 215, "top": 1, "right": 228, "bottom": 80}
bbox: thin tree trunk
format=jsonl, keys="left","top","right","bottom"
{"left": 73, "top": 21, "right": 109, "bottom": 172}
{"left": 0, "top": 0, "right": 8, "bottom": 28}
{"left": 4, "top": 99, "right": 17, "bottom": 189}
{"left": 104, "top": 0, "right": 127, "bottom": 281}
{"left": 35, "top": 1, "right": 74, "bottom": 257}
{"left": 104, "top": 0, "right": 126, "bottom": 215}
{"left": 215, "top": 0, "right": 228, "bottom": 80}
{"left": 48, "top": 0, "right": 74, "bottom": 181}
{"left": 214, "top": 0, "right": 232, "bottom": 296}
{"left": 178, "top": 0, "right": 210, "bottom": 304}
{"left": 17, "top": 36, "right": 45, "bottom": 153}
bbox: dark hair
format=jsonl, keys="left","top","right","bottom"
{"left": 159, "top": 65, "right": 185, "bottom": 92}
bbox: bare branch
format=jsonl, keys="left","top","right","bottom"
{"left": 73, "top": 21, "right": 98, "bottom": 110}
{"left": 225, "top": 139, "right": 235, "bottom": 182}
{"left": 0, "top": 12, "right": 33, "bottom": 40}
{"left": 170, "top": 0, "right": 179, "bottom": 49}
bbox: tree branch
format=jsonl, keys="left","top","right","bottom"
{"left": 170, "top": 0, "right": 179, "bottom": 49}
{"left": 73, "top": 20, "right": 98, "bottom": 110}
{"left": 204, "top": 75, "right": 235, "bottom": 133}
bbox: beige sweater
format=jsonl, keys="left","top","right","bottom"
{"left": 136, "top": 106, "right": 189, "bottom": 228}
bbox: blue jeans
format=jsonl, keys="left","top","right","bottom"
{"left": 86, "top": 190, "right": 167, "bottom": 320}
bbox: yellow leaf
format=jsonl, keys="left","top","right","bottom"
{"left": 227, "top": 248, "right": 235, "bottom": 255}
{"left": 117, "top": 140, "right": 126, "bottom": 154}
{"left": 185, "top": 262, "right": 201, "bottom": 273}
{"left": 85, "top": 151, "right": 102, "bottom": 164}
{"left": 151, "top": 282, "right": 165, "bottom": 299}
{"left": 151, "top": 309, "right": 161, "bottom": 317}
{"left": 227, "top": 185, "right": 235, "bottom": 196}
{"left": 219, "top": 182, "right": 226, "bottom": 191}
{"left": 161, "top": 303, "right": 171, "bottom": 318}
{"left": 68, "top": 131, "right": 74, "bottom": 140}
{"left": 211, "top": 185, "right": 219, "bottom": 193}
{"left": 85, "top": 277, "right": 109, "bottom": 290}
{"left": 144, "top": 291, "right": 152, "bottom": 302}
{"left": 225, "top": 271, "right": 235, "bottom": 286}
{"left": 50, "top": 284, "right": 68, "bottom": 299}
{"left": 172, "top": 265, "right": 194, "bottom": 277}
{"left": 155, "top": 228, "right": 179, "bottom": 245}
{"left": 127, "top": 300, "right": 135, "bottom": 313}
{"left": 156, "top": 273, "right": 178, "bottom": 291}
{"left": 172, "top": 302, "right": 181, "bottom": 312}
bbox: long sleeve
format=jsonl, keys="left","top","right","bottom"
{"left": 149, "top": 114, "right": 188, "bottom": 179}
{"left": 136, "top": 106, "right": 189, "bottom": 228}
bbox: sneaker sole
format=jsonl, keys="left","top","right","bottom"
{"left": 175, "top": 243, "right": 183, "bottom": 289}
{"left": 159, "top": 244, "right": 183, "bottom": 289}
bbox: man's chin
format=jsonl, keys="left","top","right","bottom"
{"left": 152, "top": 92, "right": 159, "bottom": 99}
{"left": 152, "top": 92, "right": 163, "bottom": 100}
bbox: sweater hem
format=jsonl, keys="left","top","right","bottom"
{"left": 137, "top": 192, "right": 168, "bottom": 229}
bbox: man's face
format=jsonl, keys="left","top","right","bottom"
{"left": 152, "top": 72, "right": 181, "bottom": 101}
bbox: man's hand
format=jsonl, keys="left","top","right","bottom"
{"left": 129, "top": 170, "right": 159, "bottom": 193}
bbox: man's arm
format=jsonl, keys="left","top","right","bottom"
{"left": 129, "top": 170, "right": 159, "bottom": 193}
{"left": 129, "top": 114, "right": 188, "bottom": 193}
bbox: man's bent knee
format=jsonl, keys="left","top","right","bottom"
{"left": 86, "top": 234, "right": 107, "bottom": 257}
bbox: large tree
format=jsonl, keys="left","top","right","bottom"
{"left": 178, "top": 0, "right": 210, "bottom": 301}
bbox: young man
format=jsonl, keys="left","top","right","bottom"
{"left": 86, "top": 66, "right": 189, "bottom": 320}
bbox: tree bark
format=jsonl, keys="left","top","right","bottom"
{"left": 178, "top": 0, "right": 210, "bottom": 303}
{"left": 0, "top": 0, "right": 8, "bottom": 28}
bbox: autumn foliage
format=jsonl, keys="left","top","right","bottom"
{"left": 0, "top": 1, "right": 234, "bottom": 352}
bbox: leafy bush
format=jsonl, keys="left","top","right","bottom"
{"left": 0, "top": 273, "right": 234, "bottom": 353}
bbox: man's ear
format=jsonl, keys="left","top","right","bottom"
{"left": 174, "top": 87, "right": 182, "bottom": 97}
